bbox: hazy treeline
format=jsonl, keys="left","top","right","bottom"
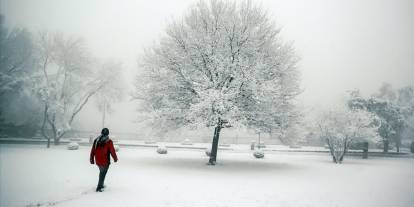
{"left": 0, "top": 14, "right": 124, "bottom": 146}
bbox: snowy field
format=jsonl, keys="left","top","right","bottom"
{"left": 1, "top": 144, "right": 414, "bottom": 207}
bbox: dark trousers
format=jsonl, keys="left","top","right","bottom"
{"left": 97, "top": 165, "right": 109, "bottom": 190}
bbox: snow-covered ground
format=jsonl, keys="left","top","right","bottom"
{"left": 1, "top": 144, "right": 413, "bottom": 207}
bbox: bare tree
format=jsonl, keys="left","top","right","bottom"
{"left": 94, "top": 60, "right": 125, "bottom": 128}
{"left": 135, "top": 0, "right": 300, "bottom": 164}
{"left": 33, "top": 32, "right": 111, "bottom": 147}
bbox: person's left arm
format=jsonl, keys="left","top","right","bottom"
{"left": 108, "top": 140, "right": 118, "bottom": 162}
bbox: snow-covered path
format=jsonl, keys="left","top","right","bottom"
{"left": 1, "top": 144, "right": 413, "bottom": 207}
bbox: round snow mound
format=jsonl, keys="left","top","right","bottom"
{"left": 157, "top": 146, "right": 168, "bottom": 154}
{"left": 253, "top": 150, "right": 264, "bottom": 158}
{"left": 205, "top": 148, "right": 211, "bottom": 156}
{"left": 67, "top": 142, "right": 79, "bottom": 150}
{"left": 181, "top": 138, "right": 193, "bottom": 145}
{"left": 114, "top": 145, "right": 120, "bottom": 152}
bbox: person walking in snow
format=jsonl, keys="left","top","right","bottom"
{"left": 90, "top": 128, "right": 118, "bottom": 192}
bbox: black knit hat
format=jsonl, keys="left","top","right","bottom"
{"left": 101, "top": 128, "right": 109, "bottom": 136}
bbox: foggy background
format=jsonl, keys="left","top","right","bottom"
{"left": 1, "top": 0, "right": 413, "bottom": 134}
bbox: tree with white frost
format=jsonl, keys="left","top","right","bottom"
{"left": 318, "top": 106, "right": 379, "bottom": 163}
{"left": 0, "top": 24, "right": 33, "bottom": 95}
{"left": 0, "top": 20, "right": 36, "bottom": 118}
{"left": 134, "top": 0, "right": 300, "bottom": 164}
{"left": 348, "top": 85, "right": 411, "bottom": 152}
{"left": 33, "top": 33, "right": 112, "bottom": 147}
{"left": 0, "top": 19, "right": 42, "bottom": 136}
{"left": 94, "top": 60, "right": 125, "bottom": 128}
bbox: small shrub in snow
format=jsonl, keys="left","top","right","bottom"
{"left": 253, "top": 150, "right": 264, "bottom": 159}
{"left": 67, "top": 142, "right": 79, "bottom": 150}
{"left": 318, "top": 107, "right": 379, "bottom": 163}
{"left": 114, "top": 145, "right": 120, "bottom": 152}
{"left": 205, "top": 148, "right": 211, "bottom": 156}
{"left": 157, "top": 146, "right": 168, "bottom": 154}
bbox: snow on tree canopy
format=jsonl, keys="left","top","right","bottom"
{"left": 134, "top": 0, "right": 300, "bottom": 138}
{"left": 30, "top": 32, "right": 114, "bottom": 147}
{"left": 317, "top": 106, "right": 380, "bottom": 163}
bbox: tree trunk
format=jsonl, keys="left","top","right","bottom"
{"left": 362, "top": 142, "right": 369, "bottom": 159}
{"left": 209, "top": 121, "right": 222, "bottom": 165}
{"left": 326, "top": 139, "right": 337, "bottom": 163}
{"left": 52, "top": 125, "right": 59, "bottom": 145}
{"left": 338, "top": 139, "right": 349, "bottom": 163}
{"left": 53, "top": 137, "right": 59, "bottom": 145}
{"left": 41, "top": 105, "right": 50, "bottom": 148}
{"left": 396, "top": 138, "right": 400, "bottom": 153}
{"left": 331, "top": 151, "right": 337, "bottom": 163}
{"left": 383, "top": 140, "right": 389, "bottom": 153}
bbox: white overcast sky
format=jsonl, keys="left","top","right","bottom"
{"left": 1, "top": 0, "right": 413, "bottom": 133}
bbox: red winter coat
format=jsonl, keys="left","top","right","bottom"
{"left": 90, "top": 138, "right": 118, "bottom": 167}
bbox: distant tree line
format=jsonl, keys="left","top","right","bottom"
{"left": 348, "top": 83, "right": 414, "bottom": 152}
{"left": 0, "top": 14, "right": 125, "bottom": 147}
{"left": 316, "top": 83, "right": 414, "bottom": 163}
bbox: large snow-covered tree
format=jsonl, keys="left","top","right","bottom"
{"left": 396, "top": 86, "right": 414, "bottom": 144}
{"left": 317, "top": 106, "right": 379, "bottom": 163}
{"left": 134, "top": 0, "right": 300, "bottom": 164}
{"left": 32, "top": 33, "right": 112, "bottom": 147}
{"left": 0, "top": 18, "right": 42, "bottom": 137}
{"left": 0, "top": 25, "right": 33, "bottom": 95}
{"left": 348, "top": 85, "right": 411, "bottom": 152}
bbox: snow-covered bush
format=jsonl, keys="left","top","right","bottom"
{"left": 181, "top": 138, "right": 193, "bottom": 145}
{"left": 253, "top": 150, "right": 264, "bottom": 159}
{"left": 114, "top": 145, "right": 120, "bottom": 152}
{"left": 318, "top": 106, "right": 379, "bottom": 163}
{"left": 157, "top": 145, "right": 168, "bottom": 154}
{"left": 67, "top": 142, "right": 79, "bottom": 150}
{"left": 205, "top": 148, "right": 211, "bottom": 156}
